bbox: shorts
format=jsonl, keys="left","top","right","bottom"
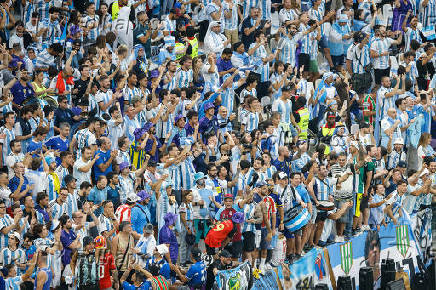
{"left": 299, "top": 53, "right": 310, "bottom": 71}
{"left": 242, "top": 231, "right": 255, "bottom": 252}
{"left": 315, "top": 210, "right": 328, "bottom": 222}
{"left": 260, "top": 228, "right": 271, "bottom": 250}
{"left": 224, "top": 29, "right": 238, "bottom": 45}
{"left": 194, "top": 219, "right": 210, "bottom": 244}
{"left": 335, "top": 199, "right": 353, "bottom": 224}
{"left": 311, "top": 205, "right": 318, "bottom": 223}
{"left": 360, "top": 194, "right": 369, "bottom": 210}
{"left": 319, "top": 36, "right": 328, "bottom": 49}
{"left": 309, "top": 60, "right": 318, "bottom": 72}
{"left": 331, "top": 55, "right": 344, "bottom": 67}
{"left": 224, "top": 240, "right": 243, "bottom": 259}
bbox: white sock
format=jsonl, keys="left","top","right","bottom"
{"left": 260, "top": 258, "right": 266, "bottom": 267}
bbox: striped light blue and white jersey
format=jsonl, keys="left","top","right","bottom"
{"left": 0, "top": 102, "right": 13, "bottom": 115}
{"left": 88, "top": 94, "right": 98, "bottom": 115}
{"left": 124, "top": 115, "right": 141, "bottom": 144}
{"left": 260, "top": 0, "right": 272, "bottom": 20}
{"left": 47, "top": 173, "right": 59, "bottom": 202}
{"left": 313, "top": 177, "right": 332, "bottom": 201}
{"left": 278, "top": 8, "right": 299, "bottom": 26}
{"left": 242, "top": 111, "right": 260, "bottom": 132}
{"left": 220, "top": 79, "right": 238, "bottom": 115}
{"left": 49, "top": 200, "right": 69, "bottom": 220}
{"left": 239, "top": 202, "right": 257, "bottom": 232}
{"left": 123, "top": 85, "right": 142, "bottom": 105}
{"left": 175, "top": 68, "right": 193, "bottom": 88}
{"left": 0, "top": 248, "right": 26, "bottom": 272}
{"left": 180, "top": 156, "right": 195, "bottom": 190}
{"left": 98, "top": 214, "right": 115, "bottom": 238}
{"left": 202, "top": 63, "right": 220, "bottom": 93}
{"left": 297, "top": 78, "right": 309, "bottom": 97}
{"left": 163, "top": 73, "right": 177, "bottom": 91}
{"left": 107, "top": 119, "right": 125, "bottom": 150}
{"left": 308, "top": 30, "right": 320, "bottom": 60}
{"left": 0, "top": 214, "right": 14, "bottom": 248}
{"left": 55, "top": 165, "right": 69, "bottom": 187}
{"left": 95, "top": 89, "right": 113, "bottom": 117}
{"left": 23, "top": 2, "right": 34, "bottom": 24}
{"left": 370, "top": 37, "right": 394, "bottom": 69}
{"left": 0, "top": 126, "right": 15, "bottom": 166}
{"left": 35, "top": 48, "right": 55, "bottom": 69}
{"left": 299, "top": 24, "right": 312, "bottom": 54}
{"left": 240, "top": 87, "right": 257, "bottom": 104}
{"left": 156, "top": 111, "right": 174, "bottom": 139}
{"left": 279, "top": 33, "right": 302, "bottom": 68}
{"left": 75, "top": 128, "right": 97, "bottom": 159}
{"left": 5, "top": 276, "right": 23, "bottom": 290}
{"left": 272, "top": 99, "right": 293, "bottom": 124}
{"left": 168, "top": 162, "right": 183, "bottom": 191}
{"left": 308, "top": 1, "right": 326, "bottom": 34}
{"left": 249, "top": 43, "right": 270, "bottom": 82}
{"left": 36, "top": 0, "right": 52, "bottom": 20}
{"left": 83, "top": 15, "right": 100, "bottom": 43}
{"left": 119, "top": 173, "right": 135, "bottom": 204}
{"left": 179, "top": 202, "right": 194, "bottom": 229}
{"left": 241, "top": 0, "right": 259, "bottom": 19}
{"left": 347, "top": 43, "right": 371, "bottom": 74}
{"left": 419, "top": 0, "right": 436, "bottom": 27}
{"left": 263, "top": 165, "right": 277, "bottom": 180}
{"left": 404, "top": 27, "right": 422, "bottom": 52}
{"left": 66, "top": 192, "right": 79, "bottom": 218}
{"left": 221, "top": 0, "right": 239, "bottom": 31}
{"left": 376, "top": 86, "right": 395, "bottom": 122}
{"left": 40, "top": 19, "right": 62, "bottom": 45}
{"left": 0, "top": 9, "right": 10, "bottom": 41}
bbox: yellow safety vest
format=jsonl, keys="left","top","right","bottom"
{"left": 112, "top": 1, "right": 120, "bottom": 20}
{"left": 175, "top": 42, "right": 186, "bottom": 60}
{"left": 297, "top": 107, "right": 309, "bottom": 140}
{"left": 188, "top": 37, "right": 198, "bottom": 58}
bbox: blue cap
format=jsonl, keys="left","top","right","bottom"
{"left": 203, "top": 102, "right": 214, "bottom": 111}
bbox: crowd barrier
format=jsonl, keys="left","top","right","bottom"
{"left": 214, "top": 208, "right": 434, "bottom": 289}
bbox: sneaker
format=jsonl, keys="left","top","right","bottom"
{"left": 362, "top": 225, "right": 371, "bottom": 231}
{"left": 264, "top": 263, "right": 273, "bottom": 271}
{"left": 335, "top": 236, "right": 345, "bottom": 243}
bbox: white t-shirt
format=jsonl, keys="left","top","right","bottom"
{"left": 73, "top": 158, "right": 92, "bottom": 188}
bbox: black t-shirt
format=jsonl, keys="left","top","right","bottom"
{"left": 73, "top": 78, "right": 89, "bottom": 105}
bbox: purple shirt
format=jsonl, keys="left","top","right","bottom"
{"left": 60, "top": 229, "right": 77, "bottom": 265}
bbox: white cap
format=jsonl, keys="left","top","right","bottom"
{"left": 156, "top": 244, "right": 169, "bottom": 255}
{"left": 394, "top": 138, "right": 404, "bottom": 145}
{"left": 420, "top": 168, "right": 430, "bottom": 177}
{"left": 278, "top": 172, "right": 288, "bottom": 180}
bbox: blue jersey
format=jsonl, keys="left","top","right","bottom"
{"left": 186, "top": 261, "right": 206, "bottom": 287}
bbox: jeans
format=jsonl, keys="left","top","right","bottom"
{"left": 179, "top": 228, "right": 193, "bottom": 264}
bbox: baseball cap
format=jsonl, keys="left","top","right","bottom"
{"left": 127, "top": 194, "right": 140, "bottom": 203}
{"left": 398, "top": 161, "right": 407, "bottom": 168}
{"left": 278, "top": 172, "right": 288, "bottom": 180}
{"left": 219, "top": 250, "right": 232, "bottom": 258}
{"left": 255, "top": 181, "right": 268, "bottom": 188}
{"left": 394, "top": 138, "right": 404, "bottom": 145}
{"left": 223, "top": 194, "right": 233, "bottom": 200}
{"left": 144, "top": 224, "right": 154, "bottom": 234}
{"left": 338, "top": 14, "right": 348, "bottom": 23}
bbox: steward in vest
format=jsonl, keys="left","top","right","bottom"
{"left": 110, "top": 0, "right": 129, "bottom": 20}
{"left": 204, "top": 212, "right": 244, "bottom": 255}
{"left": 294, "top": 96, "right": 310, "bottom": 140}
{"left": 185, "top": 26, "right": 199, "bottom": 58}
{"left": 319, "top": 111, "right": 337, "bottom": 144}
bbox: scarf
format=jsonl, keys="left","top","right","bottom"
{"left": 55, "top": 71, "right": 74, "bottom": 95}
